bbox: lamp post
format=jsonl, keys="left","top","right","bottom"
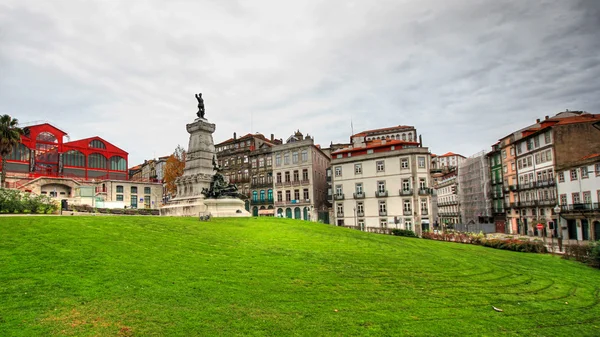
{"left": 554, "top": 204, "right": 562, "bottom": 252}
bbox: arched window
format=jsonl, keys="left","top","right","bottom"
{"left": 89, "top": 140, "right": 106, "bottom": 149}
{"left": 6, "top": 144, "right": 30, "bottom": 161}
{"left": 260, "top": 190, "right": 265, "bottom": 201}
{"left": 402, "top": 134, "right": 406, "bottom": 141}
{"left": 36, "top": 132, "right": 58, "bottom": 153}
{"left": 63, "top": 150, "right": 85, "bottom": 167}
{"left": 109, "top": 156, "right": 126, "bottom": 171}
{"left": 252, "top": 191, "right": 258, "bottom": 201}
{"left": 88, "top": 153, "right": 107, "bottom": 169}
{"left": 36, "top": 132, "right": 57, "bottom": 143}
{"left": 267, "top": 189, "right": 273, "bottom": 201}
{"left": 408, "top": 133, "right": 413, "bottom": 141}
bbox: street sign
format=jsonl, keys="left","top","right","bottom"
{"left": 536, "top": 223, "right": 544, "bottom": 230}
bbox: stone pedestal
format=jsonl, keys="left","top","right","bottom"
{"left": 160, "top": 117, "right": 250, "bottom": 217}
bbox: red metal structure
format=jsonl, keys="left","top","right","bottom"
{"left": 0, "top": 123, "right": 128, "bottom": 183}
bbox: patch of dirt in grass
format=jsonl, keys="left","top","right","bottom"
{"left": 41, "top": 301, "right": 137, "bottom": 336}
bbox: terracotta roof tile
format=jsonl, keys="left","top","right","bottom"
{"left": 332, "top": 139, "right": 419, "bottom": 154}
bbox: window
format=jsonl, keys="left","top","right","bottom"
{"left": 301, "top": 150, "right": 308, "bottom": 162}
{"left": 88, "top": 153, "right": 107, "bottom": 169}
{"left": 357, "top": 201, "right": 364, "bottom": 214}
{"left": 266, "top": 156, "right": 272, "bottom": 166}
{"left": 251, "top": 159, "right": 257, "bottom": 168}
{"left": 294, "top": 189, "right": 300, "bottom": 200}
{"left": 572, "top": 192, "right": 581, "bottom": 204}
{"left": 276, "top": 173, "right": 282, "bottom": 183}
{"left": 258, "top": 157, "right": 265, "bottom": 167}
{"left": 284, "top": 153, "right": 290, "bottom": 165}
{"left": 277, "top": 191, "right": 282, "bottom": 202}
{"left": 526, "top": 139, "right": 533, "bottom": 151}
{"left": 63, "top": 150, "right": 85, "bottom": 167}
{"left": 292, "top": 152, "right": 298, "bottom": 164}
{"left": 380, "top": 218, "right": 388, "bottom": 229}
{"left": 516, "top": 144, "right": 522, "bottom": 154}
{"left": 511, "top": 162, "right": 515, "bottom": 171}
{"left": 276, "top": 154, "right": 281, "bottom": 166}
{"left": 355, "top": 183, "right": 363, "bottom": 194}
{"left": 355, "top": 164, "right": 362, "bottom": 174}
{"left": 377, "top": 181, "right": 386, "bottom": 193}
{"left": 89, "top": 139, "right": 106, "bottom": 149}
{"left": 581, "top": 166, "right": 589, "bottom": 179}
{"left": 527, "top": 157, "right": 532, "bottom": 167}
{"left": 116, "top": 194, "right": 123, "bottom": 201}
{"left": 403, "top": 200, "right": 412, "bottom": 212}
{"left": 379, "top": 201, "right": 387, "bottom": 214}
{"left": 420, "top": 199, "right": 428, "bottom": 211}
{"left": 131, "top": 186, "right": 138, "bottom": 194}
{"left": 302, "top": 169, "right": 308, "bottom": 181}
{"left": 260, "top": 190, "right": 265, "bottom": 201}
{"left": 337, "top": 203, "right": 343, "bottom": 216}
{"left": 116, "top": 185, "right": 124, "bottom": 193}
{"left": 502, "top": 150, "right": 506, "bottom": 158}
{"left": 335, "top": 166, "right": 342, "bottom": 177}
{"left": 285, "top": 190, "right": 291, "bottom": 201}
{"left": 285, "top": 171, "right": 291, "bottom": 182}
{"left": 534, "top": 136, "right": 539, "bottom": 148}
{"left": 401, "top": 158, "right": 409, "bottom": 169}
{"left": 558, "top": 172, "right": 565, "bottom": 183}
{"left": 544, "top": 131, "right": 551, "bottom": 144}
{"left": 419, "top": 178, "right": 426, "bottom": 190}
{"left": 376, "top": 161, "right": 385, "bottom": 172}
{"left": 268, "top": 189, "right": 273, "bottom": 201}
{"left": 293, "top": 170, "right": 299, "bottom": 182}
{"left": 510, "top": 147, "right": 515, "bottom": 156}
{"left": 335, "top": 185, "right": 343, "bottom": 196}
{"left": 560, "top": 194, "right": 567, "bottom": 205}
{"left": 405, "top": 220, "right": 412, "bottom": 231}
{"left": 570, "top": 169, "right": 578, "bottom": 181}
{"left": 252, "top": 191, "right": 258, "bottom": 201}
{"left": 303, "top": 189, "right": 309, "bottom": 200}
{"left": 402, "top": 179, "right": 410, "bottom": 191}
{"left": 583, "top": 191, "right": 591, "bottom": 204}
{"left": 596, "top": 163, "right": 600, "bottom": 176}
{"left": 418, "top": 157, "right": 425, "bottom": 168}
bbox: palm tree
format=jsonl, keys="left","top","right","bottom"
{"left": 0, "top": 115, "right": 24, "bottom": 188}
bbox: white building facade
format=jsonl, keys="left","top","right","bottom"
{"left": 272, "top": 131, "right": 329, "bottom": 221}
{"left": 556, "top": 157, "right": 600, "bottom": 241}
{"left": 331, "top": 141, "right": 432, "bottom": 233}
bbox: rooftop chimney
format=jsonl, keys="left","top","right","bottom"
{"left": 271, "top": 134, "right": 274, "bottom": 141}
{"left": 545, "top": 115, "right": 549, "bottom": 120}
{"left": 536, "top": 118, "right": 540, "bottom": 123}
{"left": 233, "top": 132, "right": 237, "bottom": 140}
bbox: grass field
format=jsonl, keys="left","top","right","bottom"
{"left": 1, "top": 216, "right": 599, "bottom": 336}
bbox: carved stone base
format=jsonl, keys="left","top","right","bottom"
{"left": 159, "top": 196, "right": 250, "bottom": 218}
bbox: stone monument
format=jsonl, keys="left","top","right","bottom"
{"left": 160, "top": 93, "right": 250, "bottom": 217}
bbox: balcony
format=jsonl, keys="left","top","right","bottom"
{"left": 403, "top": 209, "right": 412, "bottom": 216}
{"left": 421, "top": 209, "right": 429, "bottom": 216}
{"left": 375, "top": 190, "right": 388, "bottom": 198}
{"left": 509, "top": 185, "right": 517, "bottom": 191}
{"left": 275, "top": 181, "right": 283, "bottom": 187}
{"left": 503, "top": 185, "right": 510, "bottom": 192}
{"left": 336, "top": 212, "right": 344, "bottom": 217}
{"left": 275, "top": 199, "right": 312, "bottom": 207}
{"left": 250, "top": 199, "right": 273, "bottom": 205}
{"left": 301, "top": 179, "right": 310, "bottom": 186}
{"left": 251, "top": 181, "right": 273, "bottom": 188}
{"left": 560, "top": 203, "right": 600, "bottom": 212}
{"left": 520, "top": 200, "right": 538, "bottom": 207}
{"left": 357, "top": 211, "right": 365, "bottom": 217}
{"left": 493, "top": 208, "right": 505, "bottom": 214}
{"left": 379, "top": 211, "right": 387, "bottom": 216}
{"left": 353, "top": 192, "right": 365, "bottom": 199}
{"left": 292, "top": 180, "right": 301, "bottom": 186}
{"left": 333, "top": 193, "right": 345, "bottom": 200}
{"left": 400, "top": 189, "right": 413, "bottom": 196}
{"left": 538, "top": 199, "right": 557, "bottom": 206}
{"left": 283, "top": 181, "right": 292, "bottom": 187}
{"left": 418, "top": 188, "right": 431, "bottom": 196}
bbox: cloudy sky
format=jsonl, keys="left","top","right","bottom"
{"left": 1, "top": 0, "right": 599, "bottom": 165}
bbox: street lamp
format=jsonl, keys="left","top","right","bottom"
{"left": 554, "top": 204, "right": 562, "bottom": 252}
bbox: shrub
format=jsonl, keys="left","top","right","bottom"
{"left": 589, "top": 242, "right": 600, "bottom": 268}
{"left": 0, "top": 188, "right": 58, "bottom": 214}
{"left": 391, "top": 229, "right": 417, "bottom": 237}
{"left": 110, "top": 208, "right": 124, "bottom": 214}
{"left": 563, "top": 243, "right": 593, "bottom": 264}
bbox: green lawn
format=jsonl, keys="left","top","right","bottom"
{"left": 1, "top": 216, "right": 599, "bottom": 336}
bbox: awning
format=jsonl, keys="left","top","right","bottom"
{"left": 258, "top": 209, "right": 275, "bottom": 215}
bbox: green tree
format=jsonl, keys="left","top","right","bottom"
{"left": 0, "top": 115, "right": 24, "bottom": 188}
